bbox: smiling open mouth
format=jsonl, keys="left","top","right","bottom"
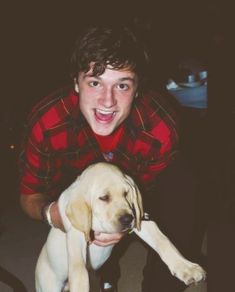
{"left": 95, "top": 109, "right": 116, "bottom": 122}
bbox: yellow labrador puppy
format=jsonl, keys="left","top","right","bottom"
{"left": 35, "top": 162, "right": 206, "bottom": 292}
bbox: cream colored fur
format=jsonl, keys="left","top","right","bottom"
{"left": 35, "top": 162, "right": 206, "bottom": 292}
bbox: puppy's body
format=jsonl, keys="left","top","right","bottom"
{"left": 35, "top": 162, "right": 206, "bottom": 292}
{"left": 36, "top": 228, "right": 113, "bottom": 292}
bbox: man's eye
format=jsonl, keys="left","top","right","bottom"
{"left": 89, "top": 81, "right": 100, "bottom": 87}
{"left": 117, "top": 83, "right": 129, "bottom": 90}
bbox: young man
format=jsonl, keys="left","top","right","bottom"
{"left": 19, "top": 25, "right": 201, "bottom": 292}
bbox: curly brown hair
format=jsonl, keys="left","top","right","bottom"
{"left": 70, "top": 24, "right": 150, "bottom": 90}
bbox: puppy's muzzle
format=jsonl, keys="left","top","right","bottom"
{"left": 119, "top": 214, "right": 134, "bottom": 229}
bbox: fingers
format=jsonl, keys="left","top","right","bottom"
{"left": 90, "top": 232, "right": 126, "bottom": 246}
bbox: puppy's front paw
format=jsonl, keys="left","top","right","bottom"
{"left": 172, "top": 261, "right": 206, "bottom": 285}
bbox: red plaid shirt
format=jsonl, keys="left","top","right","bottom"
{"left": 19, "top": 86, "right": 179, "bottom": 198}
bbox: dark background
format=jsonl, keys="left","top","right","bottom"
{"left": 1, "top": 1, "right": 234, "bottom": 291}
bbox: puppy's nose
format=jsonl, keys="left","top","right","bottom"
{"left": 119, "top": 214, "right": 134, "bottom": 228}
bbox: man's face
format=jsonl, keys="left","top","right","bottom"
{"left": 76, "top": 66, "right": 138, "bottom": 136}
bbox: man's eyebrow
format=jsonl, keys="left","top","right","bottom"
{"left": 82, "top": 73, "right": 100, "bottom": 79}
{"left": 119, "top": 77, "right": 135, "bottom": 82}
{"left": 82, "top": 75, "right": 136, "bottom": 83}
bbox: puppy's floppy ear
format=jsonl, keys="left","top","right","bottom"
{"left": 124, "top": 175, "right": 144, "bottom": 231}
{"left": 66, "top": 195, "right": 92, "bottom": 242}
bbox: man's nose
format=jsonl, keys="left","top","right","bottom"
{"left": 101, "top": 88, "right": 117, "bottom": 108}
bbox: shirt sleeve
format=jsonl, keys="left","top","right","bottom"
{"left": 139, "top": 109, "right": 179, "bottom": 184}
{"left": 18, "top": 120, "right": 62, "bottom": 197}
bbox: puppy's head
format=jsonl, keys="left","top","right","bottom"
{"left": 66, "top": 163, "right": 144, "bottom": 241}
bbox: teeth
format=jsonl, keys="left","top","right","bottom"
{"left": 96, "top": 109, "right": 114, "bottom": 115}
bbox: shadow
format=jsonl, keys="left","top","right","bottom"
{"left": 0, "top": 266, "right": 28, "bottom": 292}
{"left": 0, "top": 203, "right": 27, "bottom": 292}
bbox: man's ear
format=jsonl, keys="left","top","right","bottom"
{"left": 74, "top": 78, "right": 79, "bottom": 93}
{"left": 124, "top": 175, "right": 144, "bottom": 231}
{"left": 66, "top": 196, "right": 92, "bottom": 242}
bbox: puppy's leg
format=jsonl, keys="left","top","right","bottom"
{"left": 134, "top": 221, "right": 206, "bottom": 285}
{"left": 35, "top": 245, "right": 65, "bottom": 292}
{"left": 67, "top": 228, "right": 89, "bottom": 292}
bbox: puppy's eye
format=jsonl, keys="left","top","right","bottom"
{"left": 99, "top": 194, "right": 110, "bottom": 202}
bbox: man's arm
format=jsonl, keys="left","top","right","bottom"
{"left": 20, "top": 193, "right": 64, "bottom": 230}
{"left": 20, "top": 193, "right": 125, "bottom": 245}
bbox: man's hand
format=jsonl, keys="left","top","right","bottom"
{"left": 91, "top": 231, "right": 127, "bottom": 246}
